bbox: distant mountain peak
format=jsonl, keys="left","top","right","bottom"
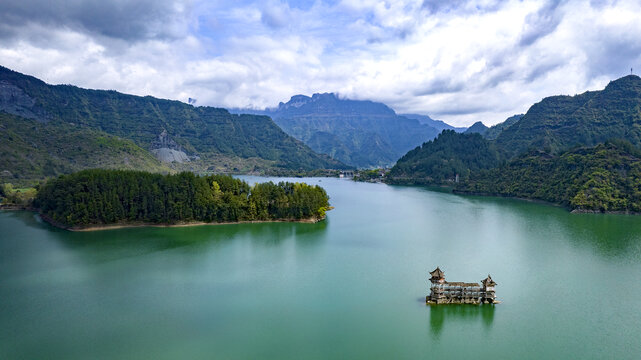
{"left": 279, "top": 94, "right": 311, "bottom": 109}
{"left": 274, "top": 92, "right": 396, "bottom": 117}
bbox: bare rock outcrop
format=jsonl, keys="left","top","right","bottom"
{"left": 150, "top": 129, "right": 190, "bottom": 163}
{"left": 0, "top": 80, "right": 49, "bottom": 122}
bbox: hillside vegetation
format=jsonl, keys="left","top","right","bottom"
{"left": 0, "top": 112, "right": 170, "bottom": 184}
{"left": 458, "top": 141, "right": 641, "bottom": 213}
{"left": 0, "top": 66, "right": 348, "bottom": 184}
{"left": 388, "top": 75, "right": 641, "bottom": 213}
{"left": 484, "top": 114, "right": 523, "bottom": 140}
{"left": 496, "top": 75, "right": 641, "bottom": 157}
{"left": 388, "top": 130, "right": 500, "bottom": 184}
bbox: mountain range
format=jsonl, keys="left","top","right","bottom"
{"left": 398, "top": 113, "right": 466, "bottom": 133}
{"left": 388, "top": 75, "right": 641, "bottom": 212}
{"left": 231, "top": 93, "right": 457, "bottom": 168}
{"left": 0, "top": 66, "right": 348, "bottom": 184}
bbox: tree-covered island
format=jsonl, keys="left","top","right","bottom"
{"left": 33, "top": 169, "right": 331, "bottom": 230}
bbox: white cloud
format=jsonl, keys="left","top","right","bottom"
{"left": 1, "top": 0, "right": 641, "bottom": 127}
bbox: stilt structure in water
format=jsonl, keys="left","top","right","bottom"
{"left": 426, "top": 267, "right": 499, "bottom": 305}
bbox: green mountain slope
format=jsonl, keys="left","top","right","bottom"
{"left": 496, "top": 75, "right": 641, "bottom": 157}
{"left": 0, "top": 112, "right": 171, "bottom": 184}
{"left": 457, "top": 141, "right": 641, "bottom": 212}
{"left": 0, "top": 66, "right": 348, "bottom": 181}
{"left": 388, "top": 130, "right": 500, "bottom": 184}
{"left": 276, "top": 114, "right": 401, "bottom": 167}
{"left": 484, "top": 114, "right": 524, "bottom": 140}
{"left": 387, "top": 75, "right": 641, "bottom": 212}
{"left": 390, "top": 76, "right": 641, "bottom": 184}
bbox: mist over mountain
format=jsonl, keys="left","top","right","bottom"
{"left": 231, "top": 93, "right": 459, "bottom": 168}
{"left": 400, "top": 113, "right": 467, "bottom": 133}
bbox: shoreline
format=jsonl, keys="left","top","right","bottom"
{"left": 453, "top": 190, "right": 641, "bottom": 215}
{"left": 0, "top": 204, "right": 31, "bottom": 211}
{"left": 34, "top": 213, "right": 326, "bottom": 232}
{"left": 381, "top": 184, "right": 641, "bottom": 216}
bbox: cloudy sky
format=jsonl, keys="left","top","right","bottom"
{"left": 1, "top": 0, "right": 640, "bottom": 126}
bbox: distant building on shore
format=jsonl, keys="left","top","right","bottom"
{"left": 426, "top": 267, "right": 498, "bottom": 305}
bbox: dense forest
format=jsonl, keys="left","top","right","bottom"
{"left": 34, "top": 169, "right": 331, "bottom": 228}
{"left": 457, "top": 141, "right": 641, "bottom": 212}
{"left": 388, "top": 130, "right": 500, "bottom": 184}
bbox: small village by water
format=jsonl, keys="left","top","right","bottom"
{"left": 1, "top": 177, "right": 641, "bottom": 359}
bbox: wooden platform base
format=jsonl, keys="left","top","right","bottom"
{"left": 426, "top": 297, "right": 500, "bottom": 305}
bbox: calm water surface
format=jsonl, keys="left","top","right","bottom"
{"left": 1, "top": 177, "right": 641, "bottom": 359}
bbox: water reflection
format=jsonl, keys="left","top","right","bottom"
{"left": 453, "top": 194, "right": 641, "bottom": 259}
{"left": 428, "top": 305, "right": 495, "bottom": 339}
{"left": 560, "top": 213, "right": 641, "bottom": 259}
{"left": 42, "top": 218, "right": 328, "bottom": 264}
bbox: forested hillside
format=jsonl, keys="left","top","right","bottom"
{"left": 35, "top": 169, "right": 331, "bottom": 228}
{"left": 0, "top": 112, "right": 170, "bottom": 182}
{"left": 496, "top": 75, "right": 641, "bottom": 157}
{"left": 388, "top": 130, "right": 500, "bottom": 184}
{"left": 0, "top": 66, "right": 348, "bottom": 184}
{"left": 463, "top": 121, "right": 489, "bottom": 135}
{"left": 484, "top": 114, "right": 523, "bottom": 140}
{"left": 457, "top": 141, "right": 641, "bottom": 213}
{"left": 387, "top": 75, "right": 641, "bottom": 212}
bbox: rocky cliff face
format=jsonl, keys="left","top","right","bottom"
{"left": 150, "top": 129, "right": 190, "bottom": 163}
{"left": 151, "top": 148, "right": 190, "bottom": 163}
{"left": 245, "top": 93, "right": 440, "bottom": 167}
{"left": 0, "top": 80, "right": 49, "bottom": 122}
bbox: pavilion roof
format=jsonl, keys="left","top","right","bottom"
{"left": 429, "top": 267, "right": 445, "bottom": 278}
{"left": 481, "top": 274, "right": 497, "bottom": 286}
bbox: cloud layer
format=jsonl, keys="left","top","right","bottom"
{"left": 1, "top": 0, "right": 640, "bottom": 126}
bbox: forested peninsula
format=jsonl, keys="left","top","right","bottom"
{"left": 34, "top": 169, "right": 331, "bottom": 230}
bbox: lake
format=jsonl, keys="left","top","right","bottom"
{"left": 1, "top": 177, "right": 641, "bottom": 359}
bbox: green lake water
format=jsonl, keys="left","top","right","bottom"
{"left": 1, "top": 177, "right": 641, "bottom": 359}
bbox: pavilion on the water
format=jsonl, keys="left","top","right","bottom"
{"left": 426, "top": 267, "right": 498, "bottom": 305}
